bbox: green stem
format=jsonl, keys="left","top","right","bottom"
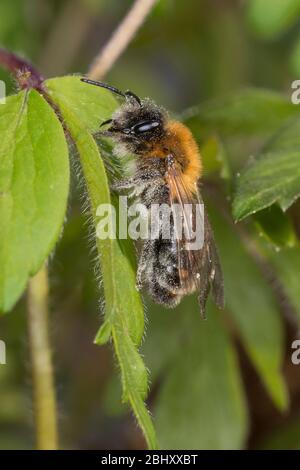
{"left": 27, "top": 265, "right": 58, "bottom": 450}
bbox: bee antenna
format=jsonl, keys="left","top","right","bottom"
{"left": 81, "top": 78, "right": 142, "bottom": 106}
{"left": 81, "top": 78, "right": 126, "bottom": 98}
{"left": 124, "top": 91, "right": 141, "bottom": 106}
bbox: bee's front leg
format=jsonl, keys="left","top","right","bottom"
{"left": 136, "top": 250, "right": 147, "bottom": 291}
{"left": 111, "top": 177, "right": 136, "bottom": 192}
{"left": 136, "top": 262, "right": 144, "bottom": 291}
{"left": 136, "top": 240, "right": 153, "bottom": 290}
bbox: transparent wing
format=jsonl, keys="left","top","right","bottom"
{"left": 165, "top": 155, "right": 224, "bottom": 315}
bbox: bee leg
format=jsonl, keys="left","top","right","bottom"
{"left": 136, "top": 263, "right": 144, "bottom": 291}
{"left": 136, "top": 240, "right": 153, "bottom": 290}
{"left": 111, "top": 177, "right": 136, "bottom": 191}
{"left": 136, "top": 256, "right": 145, "bottom": 290}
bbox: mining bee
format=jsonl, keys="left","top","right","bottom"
{"left": 81, "top": 78, "right": 224, "bottom": 316}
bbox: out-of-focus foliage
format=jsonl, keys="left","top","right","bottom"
{"left": 153, "top": 303, "right": 248, "bottom": 450}
{"left": 253, "top": 205, "right": 296, "bottom": 249}
{"left": 0, "top": 90, "right": 69, "bottom": 312}
{"left": 1, "top": 0, "right": 300, "bottom": 451}
{"left": 264, "top": 244, "right": 300, "bottom": 325}
{"left": 246, "top": 0, "right": 300, "bottom": 40}
{"left": 257, "top": 413, "right": 300, "bottom": 449}
{"left": 210, "top": 207, "right": 288, "bottom": 411}
{"left": 183, "top": 89, "right": 299, "bottom": 138}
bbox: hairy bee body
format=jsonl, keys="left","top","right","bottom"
{"left": 115, "top": 156, "right": 182, "bottom": 307}
{"left": 81, "top": 78, "right": 224, "bottom": 315}
{"left": 112, "top": 118, "right": 223, "bottom": 313}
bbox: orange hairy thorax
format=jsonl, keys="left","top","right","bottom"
{"left": 144, "top": 120, "right": 202, "bottom": 194}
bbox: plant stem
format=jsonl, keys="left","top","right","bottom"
{"left": 88, "top": 0, "right": 158, "bottom": 79}
{"left": 0, "top": 48, "right": 45, "bottom": 91}
{"left": 27, "top": 265, "right": 58, "bottom": 450}
{"left": 38, "top": 0, "right": 93, "bottom": 77}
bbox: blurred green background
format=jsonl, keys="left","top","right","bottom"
{"left": 1, "top": 0, "right": 300, "bottom": 450}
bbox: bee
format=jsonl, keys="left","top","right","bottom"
{"left": 81, "top": 78, "right": 224, "bottom": 316}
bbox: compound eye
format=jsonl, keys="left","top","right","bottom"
{"left": 132, "top": 120, "right": 160, "bottom": 134}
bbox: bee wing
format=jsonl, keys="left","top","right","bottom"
{"left": 202, "top": 210, "right": 225, "bottom": 310}
{"left": 165, "top": 158, "right": 200, "bottom": 290}
{"left": 165, "top": 156, "right": 224, "bottom": 315}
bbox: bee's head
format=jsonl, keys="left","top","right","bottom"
{"left": 81, "top": 78, "right": 166, "bottom": 154}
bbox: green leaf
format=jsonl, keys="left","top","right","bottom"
{"left": 246, "top": 0, "right": 300, "bottom": 40}
{"left": 46, "top": 76, "right": 157, "bottom": 449}
{"left": 0, "top": 90, "right": 69, "bottom": 312}
{"left": 154, "top": 302, "right": 248, "bottom": 449}
{"left": 233, "top": 117, "right": 300, "bottom": 221}
{"left": 47, "top": 76, "right": 143, "bottom": 344}
{"left": 254, "top": 204, "right": 296, "bottom": 248}
{"left": 182, "top": 88, "right": 299, "bottom": 137}
{"left": 210, "top": 208, "right": 288, "bottom": 410}
{"left": 94, "top": 319, "right": 112, "bottom": 345}
{"left": 200, "top": 135, "right": 231, "bottom": 180}
{"left": 265, "top": 244, "right": 300, "bottom": 324}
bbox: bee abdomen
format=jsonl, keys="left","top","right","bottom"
{"left": 143, "top": 238, "right": 183, "bottom": 307}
